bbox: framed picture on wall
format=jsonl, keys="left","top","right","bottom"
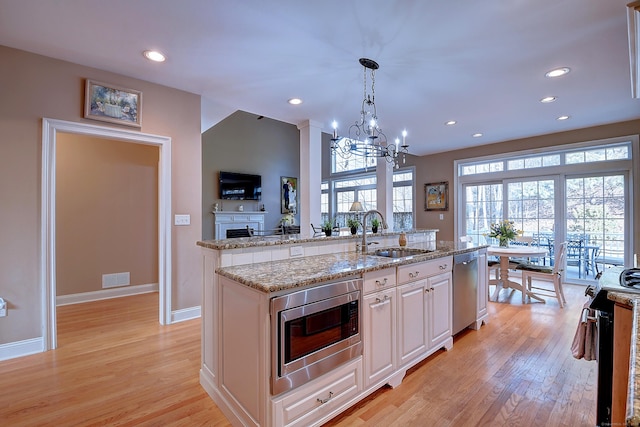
{"left": 84, "top": 79, "right": 142, "bottom": 127}
{"left": 424, "top": 181, "right": 448, "bottom": 211}
{"left": 281, "top": 176, "right": 298, "bottom": 214}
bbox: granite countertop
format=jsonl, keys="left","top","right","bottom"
{"left": 197, "top": 229, "right": 439, "bottom": 250}
{"left": 215, "top": 243, "right": 486, "bottom": 293}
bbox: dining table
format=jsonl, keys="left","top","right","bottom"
{"left": 487, "top": 245, "right": 549, "bottom": 303}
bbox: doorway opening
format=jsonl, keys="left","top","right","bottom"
{"left": 41, "top": 118, "right": 172, "bottom": 350}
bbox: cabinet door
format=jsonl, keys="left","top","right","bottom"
{"left": 397, "top": 280, "right": 427, "bottom": 367}
{"left": 477, "top": 250, "right": 488, "bottom": 319}
{"left": 363, "top": 289, "right": 396, "bottom": 387}
{"left": 427, "top": 272, "right": 452, "bottom": 349}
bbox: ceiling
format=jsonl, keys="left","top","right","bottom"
{"left": 1, "top": 0, "right": 638, "bottom": 156}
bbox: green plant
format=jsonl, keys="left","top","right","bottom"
{"left": 346, "top": 218, "right": 360, "bottom": 229}
{"left": 321, "top": 219, "right": 334, "bottom": 231}
{"left": 370, "top": 218, "right": 380, "bottom": 228}
{"left": 486, "top": 220, "right": 522, "bottom": 245}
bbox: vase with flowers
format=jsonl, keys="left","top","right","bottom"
{"left": 486, "top": 220, "right": 522, "bottom": 247}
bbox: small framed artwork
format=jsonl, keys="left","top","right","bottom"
{"left": 425, "top": 181, "right": 449, "bottom": 211}
{"left": 281, "top": 176, "right": 298, "bottom": 214}
{"left": 84, "top": 79, "right": 142, "bottom": 127}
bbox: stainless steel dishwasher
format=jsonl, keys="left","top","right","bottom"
{"left": 452, "top": 251, "right": 478, "bottom": 335}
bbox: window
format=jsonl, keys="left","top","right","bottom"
{"left": 460, "top": 143, "right": 630, "bottom": 176}
{"left": 332, "top": 138, "right": 376, "bottom": 173}
{"left": 462, "top": 183, "right": 503, "bottom": 244}
{"left": 325, "top": 150, "right": 415, "bottom": 229}
{"left": 457, "top": 138, "right": 634, "bottom": 283}
{"left": 566, "top": 174, "right": 625, "bottom": 277}
{"left": 320, "top": 182, "right": 329, "bottom": 224}
{"left": 393, "top": 171, "right": 414, "bottom": 230}
{"left": 334, "top": 175, "right": 376, "bottom": 227}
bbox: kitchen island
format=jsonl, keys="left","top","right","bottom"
{"left": 197, "top": 231, "right": 489, "bottom": 426}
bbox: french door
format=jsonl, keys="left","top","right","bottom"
{"left": 565, "top": 173, "right": 627, "bottom": 278}
{"left": 462, "top": 173, "right": 628, "bottom": 282}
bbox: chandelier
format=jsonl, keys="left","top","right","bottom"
{"left": 330, "top": 58, "right": 409, "bottom": 169}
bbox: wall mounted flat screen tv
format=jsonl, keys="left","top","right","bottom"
{"left": 219, "top": 171, "right": 262, "bottom": 200}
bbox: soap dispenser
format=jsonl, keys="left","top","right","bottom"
{"left": 399, "top": 232, "right": 407, "bottom": 247}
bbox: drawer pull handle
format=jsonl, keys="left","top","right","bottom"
{"left": 317, "top": 391, "right": 334, "bottom": 404}
{"left": 375, "top": 278, "right": 388, "bottom": 286}
{"left": 375, "top": 295, "right": 389, "bottom": 303}
{"left": 409, "top": 271, "right": 420, "bottom": 278}
{"left": 439, "top": 264, "right": 448, "bottom": 270}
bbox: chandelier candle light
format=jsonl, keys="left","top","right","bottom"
{"left": 331, "top": 58, "right": 409, "bottom": 169}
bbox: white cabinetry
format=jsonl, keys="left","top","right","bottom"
{"left": 397, "top": 279, "right": 428, "bottom": 367}
{"left": 472, "top": 247, "right": 489, "bottom": 329}
{"left": 272, "top": 358, "right": 362, "bottom": 427}
{"left": 396, "top": 256, "right": 454, "bottom": 369}
{"left": 362, "top": 268, "right": 397, "bottom": 388}
{"left": 213, "top": 211, "right": 265, "bottom": 239}
{"left": 426, "top": 271, "right": 452, "bottom": 348}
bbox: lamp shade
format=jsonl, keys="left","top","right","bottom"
{"left": 349, "top": 201, "right": 364, "bottom": 212}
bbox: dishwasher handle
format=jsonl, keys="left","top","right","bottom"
{"left": 454, "top": 252, "right": 477, "bottom": 265}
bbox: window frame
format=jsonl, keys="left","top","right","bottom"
{"left": 454, "top": 135, "right": 637, "bottom": 283}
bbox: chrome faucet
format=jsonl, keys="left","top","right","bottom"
{"left": 361, "top": 210, "right": 388, "bottom": 254}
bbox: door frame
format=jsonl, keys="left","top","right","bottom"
{"left": 41, "top": 118, "right": 172, "bottom": 350}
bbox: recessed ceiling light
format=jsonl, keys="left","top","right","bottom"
{"left": 445, "top": 120, "right": 457, "bottom": 126}
{"left": 143, "top": 50, "right": 166, "bottom": 62}
{"left": 288, "top": 98, "right": 303, "bottom": 105}
{"left": 472, "top": 133, "right": 483, "bottom": 138}
{"left": 545, "top": 67, "right": 570, "bottom": 78}
{"left": 557, "top": 115, "right": 570, "bottom": 121}
{"left": 540, "top": 96, "right": 557, "bottom": 103}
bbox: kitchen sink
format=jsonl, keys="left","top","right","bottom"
{"left": 372, "top": 248, "right": 434, "bottom": 258}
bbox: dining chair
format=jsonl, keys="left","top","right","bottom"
{"left": 566, "top": 239, "right": 584, "bottom": 278}
{"left": 516, "top": 241, "right": 567, "bottom": 308}
{"left": 310, "top": 223, "right": 323, "bottom": 237}
{"left": 509, "top": 235, "right": 535, "bottom": 265}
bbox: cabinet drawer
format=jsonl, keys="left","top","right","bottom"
{"left": 274, "top": 358, "right": 362, "bottom": 427}
{"left": 397, "top": 256, "right": 452, "bottom": 284}
{"left": 363, "top": 268, "right": 397, "bottom": 294}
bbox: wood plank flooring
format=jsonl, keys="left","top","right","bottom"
{"left": 0, "top": 284, "right": 597, "bottom": 426}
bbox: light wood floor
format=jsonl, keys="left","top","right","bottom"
{"left": 0, "top": 284, "right": 596, "bottom": 426}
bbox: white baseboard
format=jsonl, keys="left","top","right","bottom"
{"left": 171, "top": 305, "right": 201, "bottom": 323}
{"left": 56, "top": 283, "right": 159, "bottom": 306}
{"left": 0, "top": 337, "right": 44, "bottom": 362}
{"left": 0, "top": 289, "right": 200, "bottom": 362}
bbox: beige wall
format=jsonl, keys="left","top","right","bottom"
{"left": 0, "top": 45, "right": 202, "bottom": 345}
{"left": 411, "top": 120, "right": 640, "bottom": 242}
{"left": 56, "top": 134, "right": 159, "bottom": 295}
{"left": 201, "top": 111, "right": 300, "bottom": 239}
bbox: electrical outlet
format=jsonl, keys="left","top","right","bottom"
{"left": 290, "top": 246, "right": 304, "bottom": 257}
{"left": 174, "top": 214, "right": 190, "bottom": 226}
{"left": 0, "top": 298, "right": 6, "bottom": 317}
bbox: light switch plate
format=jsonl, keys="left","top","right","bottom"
{"left": 439, "top": 214, "right": 444, "bottom": 220}
{"left": 175, "top": 214, "right": 190, "bottom": 226}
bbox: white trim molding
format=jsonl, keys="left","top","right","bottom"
{"left": 0, "top": 338, "right": 44, "bottom": 362}
{"left": 56, "top": 284, "right": 159, "bottom": 306}
{"left": 171, "top": 306, "right": 202, "bottom": 323}
{"left": 629, "top": 1, "right": 640, "bottom": 98}
{"left": 41, "top": 118, "right": 172, "bottom": 351}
